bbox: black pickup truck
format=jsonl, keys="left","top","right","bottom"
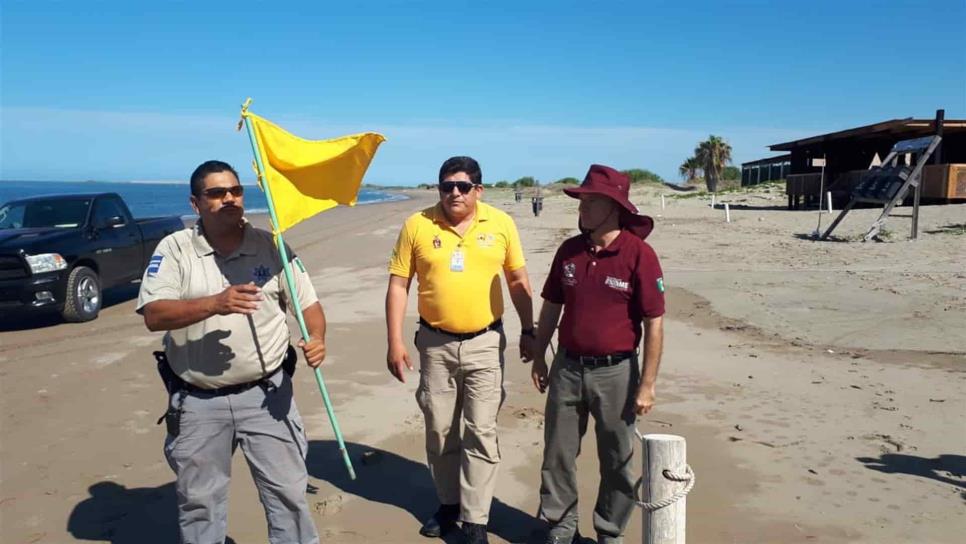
{"left": 0, "top": 193, "right": 183, "bottom": 322}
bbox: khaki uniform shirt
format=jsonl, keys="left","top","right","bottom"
{"left": 137, "top": 221, "right": 318, "bottom": 389}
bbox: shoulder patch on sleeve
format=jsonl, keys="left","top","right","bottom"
{"left": 146, "top": 255, "right": 164, "bottom": 277}
{"left": 656, "top": 277, "right": 665, "bottom": 293}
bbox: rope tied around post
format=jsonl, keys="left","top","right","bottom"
{"left": 633, "top": 465, "right": 695, "bottom": 511}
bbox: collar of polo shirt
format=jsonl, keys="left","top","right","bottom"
{"left": 431, "top": 200, "right": 491, "bottom": 228}
{"left": 192, "top": 219, "right": 258, "bottom": 259}
{"left": 585, "top": 229, "right": 630, "bottom": 256}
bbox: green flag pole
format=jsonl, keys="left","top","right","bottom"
{"left": 240, "top": 100, "right": 356, "bottom": 480}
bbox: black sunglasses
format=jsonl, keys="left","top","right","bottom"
{"left": 202, "top": 185, "right": 245, "bottom": 199}
{"left": 438, "top": 181, "right": 476, "bottom": 194}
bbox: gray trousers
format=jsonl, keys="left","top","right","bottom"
{"left": 415, "top": 326, "right": 506, "bottom": 524}
{"left": 538, "top": 350, "right": 639, "bottom": 541}
{"left": 164, "top": 370, "right": 319, "bottom": 544}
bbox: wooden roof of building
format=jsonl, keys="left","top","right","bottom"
{"left": 741, "top": 154, "right": 792, "bottom": 167}
{"left": 770, "top": 118, "right": 966, "bottom": 151}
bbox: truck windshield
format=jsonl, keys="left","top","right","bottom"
{"left": 0, "top": 198, "right": 93, "bottom": 229}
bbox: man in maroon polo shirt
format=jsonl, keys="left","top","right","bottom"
{"left": 531, "top": 164, "right": 665, "bottom": 544}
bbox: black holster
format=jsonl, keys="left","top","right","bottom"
{"left": 153, "top": 351, "right": 184, "bottom": 437}
{"left": 282, "top": 344, "right": 297, "bottom": 377}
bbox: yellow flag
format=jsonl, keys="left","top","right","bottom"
{"left": 247, "top": 112, "right": 385, "bottom": 232}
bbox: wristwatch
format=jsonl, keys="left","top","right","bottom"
{"left": 521, "top": 327, "right": 536, "bottom": 337}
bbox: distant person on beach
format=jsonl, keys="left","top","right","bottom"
{"left": 530, "top": 164, "right": 666, "bottom": 544}
{"left": 137, "top": 160, "right": 324, "bottom": 544}
{"left": 385, "top": 155, "right": 535, "bottom": 544}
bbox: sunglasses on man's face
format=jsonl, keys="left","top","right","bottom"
{"left": 438, "top": 181, "right": 476, "bottom": 194}
{"left": 202, "top": 185, "right": 245, "bottom": 199}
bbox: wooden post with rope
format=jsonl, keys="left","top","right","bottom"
{"left": 635, "top": 433, "right": 694, "bottom": 544}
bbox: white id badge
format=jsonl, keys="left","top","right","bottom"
{"left": 450, "top": 249, "right": 465, "bottom": 272}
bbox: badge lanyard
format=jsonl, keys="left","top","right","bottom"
{"left": 450, "top": 242, "right": 465, "bottom": 272}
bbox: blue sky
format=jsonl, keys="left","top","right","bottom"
{"left": 2, "top": 0, "right": 964, "bottom": 185}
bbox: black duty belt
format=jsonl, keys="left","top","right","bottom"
{"left": 153, "top": 348, "right": 295, "bottom": 397}
{"left": 180, "top": 365, "right": 282, "bottom": 396}
{"left": 419, "top": 317, "right": 503, "bottom": 341}
{"left": 562, "top": 347, "right": 635, "bottom": 368}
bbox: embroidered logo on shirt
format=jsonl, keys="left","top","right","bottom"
{"left": 432, "top": 235, "right": 442, "bottom": 249}
{"left": 146, "top": 255, "right": 163, "bottom": 277}
{"left": 252, "top": 265, "right": 272, "bottom": 286}
{"left": 476, "top": 232, "right": 495, "bottom": 247}
{"left": 562, "top": 262, "right": 577, "bottom": 286}
{"left": 656, "top": 277, "right": 665, "bottom": 293}
{"left": 604, "top": 276, "right": 630, "bottom": 291}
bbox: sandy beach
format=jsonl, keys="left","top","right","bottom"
{"left": 1, "top": 184, "right": 963, "bottom": 544}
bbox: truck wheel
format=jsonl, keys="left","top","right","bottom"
{"left": 62, "top": 266, "right": 101, "bottom": 322}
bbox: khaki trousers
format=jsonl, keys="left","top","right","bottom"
{"left": 415, "top": 325, "right": 506, "bottom": 524}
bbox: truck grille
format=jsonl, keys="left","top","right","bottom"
{"left": 0, "top": 255, "right": 28, "bottom": 280}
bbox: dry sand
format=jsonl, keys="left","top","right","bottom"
{"left": 1, "top": 183, "right": 963, "bottom": 543}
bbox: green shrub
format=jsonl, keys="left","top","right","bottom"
{"left": 622, "top": 168, "right": 664, "bottom": 184}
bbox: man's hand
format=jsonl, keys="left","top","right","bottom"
{"left": 212, "top": 282, "right": 262, "bottom": 315}
{"left": 531, "top": 358, "right": 549, "bottom": 393}
{"left": 387, "top": 340, "right": 414, "bottom": 383}
{"left": 635, "top": 383, "right": 656, "bottom": 415}
{"left": 298, "top": 336, "right": 326, "bottom": 368}
{"left": 519, "top": 334, "right": 536, "bottom": 363}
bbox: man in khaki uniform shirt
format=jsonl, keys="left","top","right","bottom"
{"left": 138, "top": 160, "right": 326, "bottom": 544}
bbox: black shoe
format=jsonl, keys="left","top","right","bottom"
{"left": 461, "top": 522, "right": 489, "bottom": 544}
{"left": 419, "top": 504, "right": 459, "bottom": 538}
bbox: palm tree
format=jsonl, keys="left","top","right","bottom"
{"left": 695, "top": 135, "right": 732, "bottom": 193}
{"left": 678, "top": 156, "right": 702, "bottom": 183}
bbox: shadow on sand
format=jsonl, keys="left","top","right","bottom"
{"left": 857, "top": 453, "right": 966, "bottom": 502}
{"left": 306, "top": 440, "right": 546, "bottom": 543}
{"left": 66, "top": 440, "right": 546, "bottom": 543}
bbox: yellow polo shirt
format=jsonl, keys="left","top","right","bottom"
{"left": 389, "top": 201, "right": 526, "bottom": 333}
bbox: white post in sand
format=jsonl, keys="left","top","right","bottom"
{"left": 661, "top": 194, "right": 666, "bottom": 210}
{"left": 827, "top": 191, "right": 833, "bottom": 213}
{"left": 710, "top": 194, "right": 715, "bottom": 208}
{"left": 724, "top": 203, "right": 731, "bottom": 223}
{"left": 638, "top": 434, "right": 692, "bottom": 544}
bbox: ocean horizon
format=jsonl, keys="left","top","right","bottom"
{"left": 0, "top": 180, "right": 407, "bottom": 220}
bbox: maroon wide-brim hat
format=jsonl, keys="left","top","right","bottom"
{"left": 563, "top": 164, "right": 654, "bottom": 239}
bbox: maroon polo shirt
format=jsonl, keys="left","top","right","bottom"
{"left": 541, "top": 230, "right": 665, "bottom": 356}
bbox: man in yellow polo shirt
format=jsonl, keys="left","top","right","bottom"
{"left": 386, "top": 156, "right": 535, "bottom": 544}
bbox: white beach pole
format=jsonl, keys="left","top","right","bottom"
{"left": 661, "top": 194, "right": 666, "bottom": 210}
{"left": 638, "top": 434, "right": 692, "bottom": 544}
{"left": 710, "top": 194, "right": 715, "bottom": 208}
{"left": 724, "top": 203, "right": 731, "bottom": 223}
{"left": 827, "top": 191, "right": 833, "bottom": 213}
